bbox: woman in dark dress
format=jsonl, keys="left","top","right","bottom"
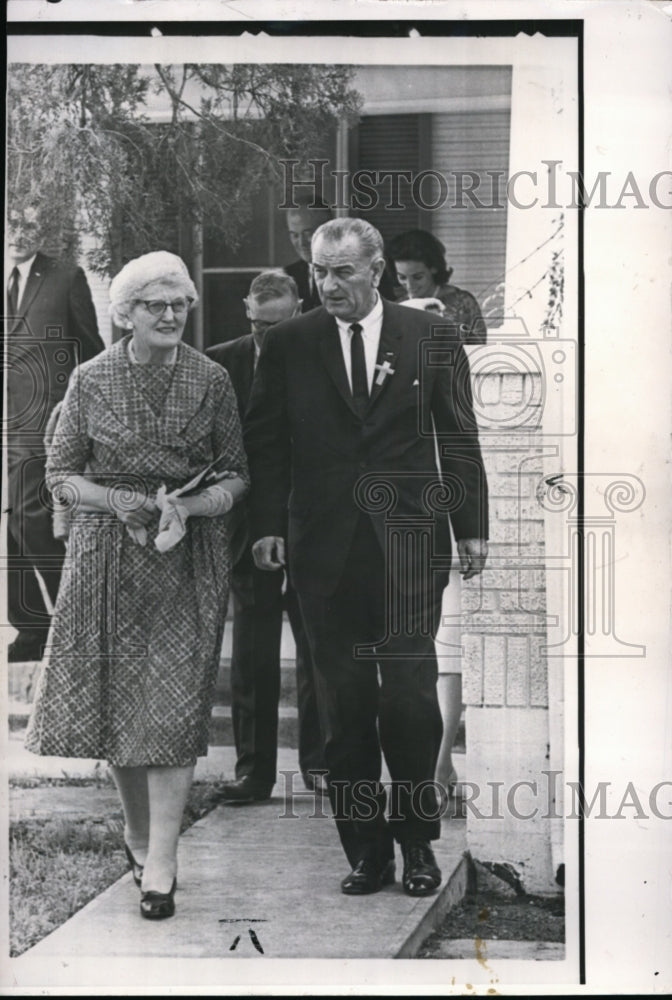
{"left": 387, "top": 228, "right": 487, "bottom": 345}
{"left": 26, "top": 251, "right": 249, "bottom": 920}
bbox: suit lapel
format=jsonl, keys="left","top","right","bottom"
{"left": 10, "top": 253, "right": 47, "bottom": 333}
{"left": 318, "top": 304, "right": 405, "bottom": 419}
{"left": 318, "top": 313, "right": 361, "bottom": 419}
{"left": 298, "top": 260, "right": 311, "bottom": 303}
{"left": 367, "top": 302, "right": 404, "bottom": 412}
{"left": 241, "top": 336, "right": 256, "bottom": 406}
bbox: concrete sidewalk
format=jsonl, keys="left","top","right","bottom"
{"left": 9, "top": 744, "right": 468, "bottom": 961}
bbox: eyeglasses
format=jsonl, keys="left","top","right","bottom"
{"left": 137, "top": 298, "right": 193, "bottom": 317}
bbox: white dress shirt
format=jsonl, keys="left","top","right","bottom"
{"left": 335, "top": 294, "right": 384, "bottom": 393}
{"left": 7, "top": 254, "right": 37, "bottom": 310}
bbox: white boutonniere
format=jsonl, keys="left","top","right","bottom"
{"left": 374, "top": 353, "right": 396, "bottom": 386}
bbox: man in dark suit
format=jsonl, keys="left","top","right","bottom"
{"left": 207, "top": 271, "right": 325, "bottom": 802}
{"left": 5, "top": 204, "right": 104, "bottom": 662}
{"left": 284, "top": 203, "right": 397, "bottom": 312}
{"left": 283, "top": 204, "right": 333, "bottom": 312}
{"left": 245, "top": 219, "right": 488, "bottom": 897}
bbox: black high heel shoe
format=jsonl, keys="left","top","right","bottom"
{"left": 140, "top": 879, "right": 177, "bottom": 920}
{"left": 124, "top": 842, "right": 145, "bottom": 888}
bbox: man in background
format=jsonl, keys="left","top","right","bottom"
{"left": 207, "top": 271, "right": 325, "bottom": 801}
{"left": 283, "top": 200, "right": 396, "bottom": 312}
{"left": 283, "top": 202, "right": 333, "bottom": 312}
{"left": 5, "top": 203, "right": 103, "bottom": 662}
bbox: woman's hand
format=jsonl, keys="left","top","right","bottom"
{"left": 154, "top": 486, "right": 189, "bottom": 552}
{"left": 110, "top": 490, "right": 158, "bottom": 529}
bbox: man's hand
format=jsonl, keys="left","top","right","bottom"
{"left": 252, "top": 536, "right": 286, "bottom": 571}
{"left": 457, "top": 538, "right": 488, "bottom": 580}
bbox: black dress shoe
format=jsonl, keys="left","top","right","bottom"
{"left": 217, "top": 776, "right": 272, "bottom": 803}
{"left": 341, "top": 858, "right": 396, "bottom": 895}
{"left": 140, "top": 879, "right": 177, "bottom": 920}
{"left": 302, "top": 771, "right": 329, "bottom": 795}
{"left": 401, "top": 839, "right": 442, "bottom": 896}
{"left": 124, "top": 842, "right": 144, "bottom": 888}
{"left": 8, "top": 633, "right": 46, "bottom": 663}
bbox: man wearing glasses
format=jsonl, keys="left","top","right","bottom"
{"left": 207, "top": 271, "right": 326, "bottom": 802}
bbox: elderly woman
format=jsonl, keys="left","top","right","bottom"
{"left": 387, "top": 229, "right": 487, "bottom": 345}
{"left": 25, "top": 251, "right": 249, "bottom": 920}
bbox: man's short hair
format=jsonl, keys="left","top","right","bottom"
{"left": 285, "top": 204, "right": 333, "bottom": 228}
{"left": 285, "top": 190, "right": 332, "bottom": 216}
{"left": 311, "top": 217, "right": 384, "bottom": 263}
{"left": 248, "top": 270, "right": 299, "bottom": 304}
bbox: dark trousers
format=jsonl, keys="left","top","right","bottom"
{"left": 7, "top": 453, "right": 64, "bottom": 645}
{"left": 229, "top": 549, "right": 324, "bottom": 787}
{"left": 299, "top": 515, "right": 445, "bottom": 868}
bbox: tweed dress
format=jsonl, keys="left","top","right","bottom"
{"left": 25, "top": 337, "right": 249, "bottom": 766}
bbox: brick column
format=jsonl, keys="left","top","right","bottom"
{"left": 460, "top": 359, "right": 558, "bottom": 893}
{"left": 455, "top": 52, "right": 578, "bottom": 894}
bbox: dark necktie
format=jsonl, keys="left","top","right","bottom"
{"left": 7, "top": 266, "right": 20, "bottom": 317}
{"left": 309, "top": 266, "right": 319, "bottom": 306}
{"left": 350, "top": 322, "right": 369, "bottom": 416}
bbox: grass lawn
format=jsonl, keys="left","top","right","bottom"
{"left": 9, "top": 777, "right": 223, "bottom": 957}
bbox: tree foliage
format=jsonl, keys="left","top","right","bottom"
{"left": 7, "top": 63, "right": 362, "bottom": 276}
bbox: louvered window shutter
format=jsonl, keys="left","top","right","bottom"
{"left": 352, "top": 110, "right": 510, "bottom": 322}
{"left": 431, "top": 109, "right": 511, "bottom": 323}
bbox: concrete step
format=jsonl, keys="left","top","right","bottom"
{"left": 209, "top": 704, "right": 299, "bottom": 747}
{"left": 9, "top": 699, "right": 466, "bottom": 755}
{"left": 208, "top": 706, "right": 465, "bottom": 752}
{"left": 7, "top": 740, "right": 472, "bottom": 803}
{"left": 213, "top": 658, "right": 299, "bottom": 706}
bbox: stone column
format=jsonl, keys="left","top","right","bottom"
{"left": 460, "top": 352, "right": 558, "bottom": 893}
{"left": 458, "top": 50, "right": 578, "bottom": 894}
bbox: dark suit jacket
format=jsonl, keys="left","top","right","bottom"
{"left": 6, "top": 252, "right": 104, "bottom": 522}
{"left": 285, "top": 258, "right": 398, "bottom": 313}
{"left": 7, "top": 252, "right": 103, "bottom": 444}
{"left": 206, "top": 334, "right": 257, "bottom": 566}
{"left": 244, "top": 301, "right": 489, "bottom": 598}
{"left": 207, "top": 334, "right": 256, "bottom": 418}
{"left": 284, "top": 259, "right": 322, "bottom": 312}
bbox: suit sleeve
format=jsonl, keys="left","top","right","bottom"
{"left": 68, "top": 267, "right": 104, "bottom": 364}
{"left": 431, "top": 343, "right": 489, "bottom": 541}
{"left": 243, "top": 326, "right": 291, "bottom": 541}
{"left": 210, "top": 368, "right": 250, "bottom": 491}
